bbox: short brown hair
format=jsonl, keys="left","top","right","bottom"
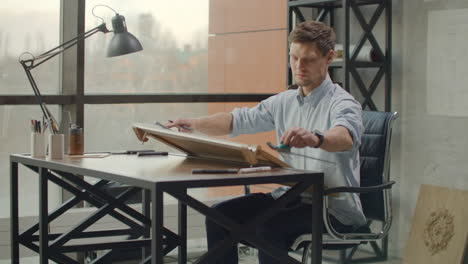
{"left": 288, "top": 20, "right": 336, "bottom": 56}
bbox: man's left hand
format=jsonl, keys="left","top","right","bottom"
{"left": 280, "top": 127, "right": 319, "bottom": 148}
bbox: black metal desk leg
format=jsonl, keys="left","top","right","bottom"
{"left": 10, "top": 161, "right": 19, "bottom": 263}
{"left": 142, "top": 189, "right": 151, "bottom": 260}
{"left": 152, "top": 185, "right": 164, "bottom": 264}
{"left": 311, "top": 180, "right": 324, "bottom": 264}
{"left": 178, "top": 189, "right": 187, "bottom": 264}
{"left": 39, "top": 167, "right": 49, "bottom": 264}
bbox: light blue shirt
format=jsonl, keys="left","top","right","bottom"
{"left": 230, "top": 76, "right": 366, "bottom": 227}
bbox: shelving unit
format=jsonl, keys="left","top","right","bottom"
{"left": 288, "top": 0, "right": 392, "bottom": 111}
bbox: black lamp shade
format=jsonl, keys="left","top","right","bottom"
{"left": 106, "top": 14, "right": 143, "bottom": 57}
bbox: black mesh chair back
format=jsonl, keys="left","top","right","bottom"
{"left": 360, "top": 111, "right": 396, "bottom": 221}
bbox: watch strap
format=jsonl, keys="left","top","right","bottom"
{"left": 313, "top": 130, "right": 324, "bottom": 148}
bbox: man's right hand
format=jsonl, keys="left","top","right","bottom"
{"left": 166, "top": 113, "right": 232, "bottom": 136}
{"left": 166, "top": 119, "right": 196, "bottom": 133}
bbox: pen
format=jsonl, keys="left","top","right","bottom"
{"left": 112, "top": 150, "right": 155, "bottom": 155}
{"left": 155, "top": 121, "right": 170, "bottom": 130}
{"left": 137, "top": 151, "right": 169, "bottom": 157}
{"left": 31, "top": 120, "right": 42, "bottom": 133}
{"left": 238, "top": 166, "right": 272, "bottom": 174}
{"left": 42, "top": 116, "right": 45, "bottom": 133}
{"left": 84, "top": 151, "right": 112, "bottom": 154}
{"left": 192, "top": 169, "right": 239, "bottom": 174}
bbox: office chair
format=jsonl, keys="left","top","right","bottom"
{"left": 290, "top": 110, "right": 399, "bottom": 264}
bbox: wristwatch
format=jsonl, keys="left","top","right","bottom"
{"left": 312, "top": 130, "right": 324, "bottom": 148}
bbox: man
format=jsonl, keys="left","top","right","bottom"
{"left": 167, "top": 20, "right": 366, "bottom": 264}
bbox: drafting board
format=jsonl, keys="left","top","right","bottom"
{"left": 132, "top": 123, "right": 290, "bottom": 168}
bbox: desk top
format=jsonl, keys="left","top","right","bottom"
{"left": 10, "top": 154, "right": 322, "bottom": 190}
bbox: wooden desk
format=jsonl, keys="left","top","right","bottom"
{"left": 10, "top": 153, "right": 324, "bottom": 264}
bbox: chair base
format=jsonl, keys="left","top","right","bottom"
{"left": 300, "top": 236, "right": 388, "bottom": 264}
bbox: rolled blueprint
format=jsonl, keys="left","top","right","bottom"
{"left": 334, "top": 44, "right": 381, "bottom": 62}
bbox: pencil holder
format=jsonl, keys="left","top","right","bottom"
{"left": 48, "top": 134, "right": 64, "bottom": 159}
{"left": 31, "top": 133, "right": 46, "bottom": 158}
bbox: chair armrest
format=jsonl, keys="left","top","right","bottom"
{"left": 324, "top": 181, "right": 395, "bottom": 196}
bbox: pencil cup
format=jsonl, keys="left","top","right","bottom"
{"left": 30, "top": 133, "right": 46, "bottom": 158}
{"left": 48, "top": 134, "right": 64, "bottom": 159}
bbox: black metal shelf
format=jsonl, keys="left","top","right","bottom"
{"left": 289, "top": 0, "right": 385, "bottom": 8}
{"left": 287, "top": 0, "right": 392, "bottom": 111}
{"left": 289, "top": 0, "right": 337, "bottom": 7}
{"left": 288, "top": 61, "right": 384, "bottom": 72}
{"left": 0, "top": 93, "right": 274, "bottom": 105}
{"left": 329, "top": 60, "right": 385, "bottom": 68}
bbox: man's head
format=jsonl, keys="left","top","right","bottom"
{"left": 288, "top": 21, "right": 336, "bottom": 94}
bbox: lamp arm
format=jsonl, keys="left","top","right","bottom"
{"left": 21, "top": 62, "right": 59, "bottom": 133}
{"left": 19, "top": 23, "right": 109, "bottom": 133}
{"left": 21, "top": 23, "right": 109, "bottom": 70}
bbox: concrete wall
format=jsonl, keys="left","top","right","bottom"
{"left": 301, "top": 0, "right": 468, "bottom": 259}
{"left": 391, "top": 0, "right": 468, "bottom": 258}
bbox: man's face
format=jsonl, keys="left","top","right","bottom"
{"left": 289, "top": 42, "right": 334, "bottom": 91}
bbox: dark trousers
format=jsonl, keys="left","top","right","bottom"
{"left": 205, "top": 192, "right": 352, "bottom": 264}
{"left": 205, "top": 192, "right": 349, "bottom": 264}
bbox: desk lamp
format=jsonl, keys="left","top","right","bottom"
{"left": 19, "top": 5, "right": 143, "bottom": 133}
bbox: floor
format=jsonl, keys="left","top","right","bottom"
{"left": 162, "top": 238, "right": 402, "bottom": 264}
{"left": 163, "top": 246, "right": 402, "bottom": 264}
{"left": 1, "top": 240, "right": 402, "bottom": 264}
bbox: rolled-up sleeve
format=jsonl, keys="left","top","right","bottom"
{"left": 330, "top": 98, "right": 364, "bottom": 150}
{"left": 230, "top": 97, "right": 276, "bottom": 137}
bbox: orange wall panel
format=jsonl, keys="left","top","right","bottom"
{"left": 209, "top": 0, "right": 288, "bottom": 34}
{"left": 207, "top": 102, "right": 225, "bottom": 119}
{"left": 224, "top": 30, "right": 287, "bottom": 94}
{"left": 208, "top": 30, "right": 288, "bottom": 94}
{"left": 208, "top": 37, "right": 225, "bottom": 93}
{"left": 207, "top": 0, "right": 287, "bottom": 198}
